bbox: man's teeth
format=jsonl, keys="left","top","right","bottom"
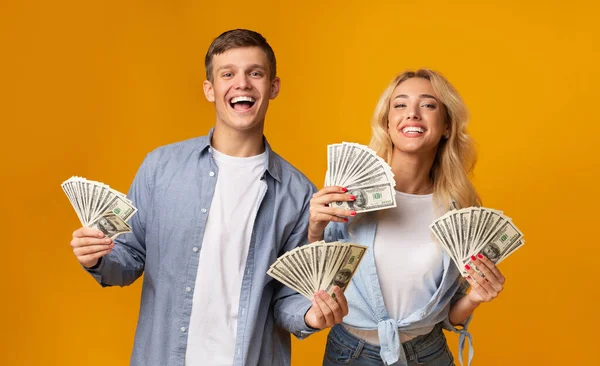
{"left": 231, "top": 96, "right": 255, "bottom": 104}
{"left": 402, "top": 126, "right": 425, "bottom": 133}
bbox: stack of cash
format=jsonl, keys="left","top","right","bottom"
{"left": 267, "top": 241, "right": 368, "bottom": 300}
{"left": 326, "top": 142, "right": 397, "bottom": 213}
{"left": 430, "top": 207, "right": 525, "bottom": 274}
{"left": 61, "top": 176, "right": 137, "bottom": 239}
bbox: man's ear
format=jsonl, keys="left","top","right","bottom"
{"left": 269, "top": 77, "right": 281, "bottom": 100}
{"left": 203, "top": 80, "right": 215, "bottom": 102}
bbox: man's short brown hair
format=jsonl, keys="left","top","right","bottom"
{"left": 205, "top": 29, "right": 276, "bottom": 82}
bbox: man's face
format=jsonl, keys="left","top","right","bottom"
{"left": 203, "top": 46, "right": 280, "bottom": 134}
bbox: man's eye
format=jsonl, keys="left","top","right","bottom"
{"left": 250, "top": 71, "right": 262, "bottom": 77}
{"left": 222, "top": 72, "right": 233, "bottom": 78}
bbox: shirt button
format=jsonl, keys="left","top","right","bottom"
{"left": 201, "top": 208, "right": 207, "bottom": 213}
{"left": 180, "top": 327, "right": 186, "bottom": 333}
{"left": 209, "top": 171, "right": 215, "bottom": 177}
{"left": 192, "top": 247, "right": 199, "bottom": 253}
{"left": 241, "top": 307, "right": 246, "bottom": 316}
{"left": 186, "top": 287, "right": 192, "bottom": 293}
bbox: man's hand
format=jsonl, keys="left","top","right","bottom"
{"left": 70, "top": 227, "right": 114, "bottom": 268}
{"left": 304, "top": 286, "right": 349, "bottom": 329}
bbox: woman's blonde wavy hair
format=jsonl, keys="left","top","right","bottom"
{"left": 369, "top": 69, "right": 481, "bottom": 212}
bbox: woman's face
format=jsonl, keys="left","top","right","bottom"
{"left": 387, "top": 78, "right": 448, "bottom": 157}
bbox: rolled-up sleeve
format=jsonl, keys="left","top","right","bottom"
{"left": 272, "top": 184, "right": 319, "bottom": 339}
{"left": 86, "top": 153, "right": 153, "bottom": 287}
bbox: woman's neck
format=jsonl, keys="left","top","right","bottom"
{"left": 390, "top": 149, "right": 436, "bottom": 195}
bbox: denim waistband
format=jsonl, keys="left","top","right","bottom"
{"left": 330, "top": 322, "right": 445, "bottom": 363}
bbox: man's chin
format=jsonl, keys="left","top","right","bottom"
{"left": 218, "top": 118, "right": 264, "bottom": 133}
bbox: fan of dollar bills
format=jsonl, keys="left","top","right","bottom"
{"left": 61, "top": 176, "right": 137, "bottom": 239}
{"left": 267, "top": 241, "right": 368, "bottom": 300}
{"left": 430, "top": 207, "right": 525, "bottom": 275}
{"left": 326, "top": 142, "right": 397, "bottom": 213}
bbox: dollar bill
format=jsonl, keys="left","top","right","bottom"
{"left": 323, "top": 244, "right": 367, "bottom": 297}
{"left": 90, "top": 211, "right": 132, "bottom": 239}
{"left": 267, "top": 241, "right": 369, "bottom": 301}
{"left": 331, "top": 183, "right": 396, "bottom": 213}
{"left": 62, "top": 176, "right": 138, "bottom": 232}
{"left": 430, "top": 206, "right": 525, "bottom": 276}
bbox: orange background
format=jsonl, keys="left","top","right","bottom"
{"left": 2, "top": 1, "right": 599, "bottom": 365}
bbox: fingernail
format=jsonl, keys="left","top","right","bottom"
{"left": 350, "top": 195, "right": 356, "bottom": 200}
{"left": 98, "top": 232, "right": 104, "bottom": 238}
{"left": 465, "top": 264, "right": 471, "bottom": 270}
{"left": 477, "top": 254, "right": 483, "bottom": 259}
{"left": 341, "top": 187, "right": 348, "bottom": 192}
{"left": 105, "top": 238, "right": 111, "bottom": 243}
{"left": 350, "top": 211, "right": 357, "bottom": 216}
{"left": 343, "top": 218, "right": 348, "bottom": 222}
{"left": 471, "top": 255, "right": 477, "bottom": 261}
{"left": 466, "top": 276, "right": 472, "bottom": 280}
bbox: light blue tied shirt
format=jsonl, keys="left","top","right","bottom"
{"left": 86, "top": 129, "right": 317, "bottom": 366}
{"left": 325, "top": 219, "right": 474, "bottom": 366}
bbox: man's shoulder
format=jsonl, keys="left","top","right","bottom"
{"left": 270, "top": 150, "right": 316, "bottom": 193}
{"left": 146, "top": 135, "right": 208, "bottom": 162}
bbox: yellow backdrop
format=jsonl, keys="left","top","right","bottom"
{"left": 2, "top": 0, "right": 599, "bottom": 365}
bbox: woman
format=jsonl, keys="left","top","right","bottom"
{"left": 309, "top": 69, "right": 506, "bottom": 366}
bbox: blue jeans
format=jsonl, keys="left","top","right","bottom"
{"left": 323, "top": 323, "right": 455, "bottom": 366}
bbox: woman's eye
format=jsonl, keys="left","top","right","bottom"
{"left": 422, "top": 103, "right": 436, "bottom": 108}
{"left": 394, "top": 104, "right": 406, "bottom": 108}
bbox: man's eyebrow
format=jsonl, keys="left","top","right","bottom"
{"left": 216, "top": 64, "right": 266, "bottom": 71}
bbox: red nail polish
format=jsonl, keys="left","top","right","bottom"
{"left": 471, "top": 255, "right": 477, "bottom": 261}
{"left": 343, "top": 218, "right": 348, "bottom": 222}
{"left": 477, "top": 254, "right": 483, "bottom": 259}
{"left": 465, "top": 264, "right": 471, "bottom": 270}
{"left": 466, "top": 276, "right": 472, "bottom": 280}
{"left": 350, "top": 195, "right": 356, "bottom": 200}
{"left": 341, "top": 187, "right": 348, "bottom": 192}
{"left": 350, "top": 211, "right": 357, "bottom": 216}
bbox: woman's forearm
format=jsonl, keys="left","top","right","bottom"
{"left": 449, "top": 296, "right": 480, "bottom": 326}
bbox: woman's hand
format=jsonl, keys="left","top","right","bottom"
{"left": 308, "top": 186, "right": 356, "bottom": 243}
{"left": 463, "top": 254, "right": 506, "bottom": 305}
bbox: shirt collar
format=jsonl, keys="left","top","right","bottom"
{"left": 197, "top": 127, "right": 282, "bottom": 183}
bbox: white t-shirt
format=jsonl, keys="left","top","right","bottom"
{"left": 345, "top": 191, "right": 444, "bottom": 344}
{"left": 185, "top": 148, "right": 267, "bottom": 365}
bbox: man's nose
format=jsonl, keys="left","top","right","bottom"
{"left": 234, "top": 74, "right": 251, "bottom": 90}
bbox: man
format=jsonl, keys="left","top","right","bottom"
{"left": 69, "top": 29, "right": 347, "bottom": 366}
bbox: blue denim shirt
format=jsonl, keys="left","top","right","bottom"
{"left": 325, "top": 219, "right": 473, "bottom": 366}
{"left": 87, "top": 129, "right": 317, "bottom": 366}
